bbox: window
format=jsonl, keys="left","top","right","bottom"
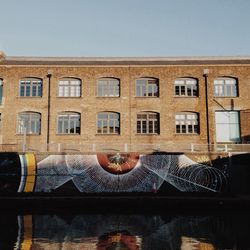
{"left": 136, "top": 78, "right": 159, "bottom": 97}
{"left": 58, "top": 78, "right": 81, "bottom": 97}
{"left": 0, "top": 79, "right": 3, "bottom": 104}
{"left": 174, "top": 78, "right": 198, "bottom": 96}
{"left": 17, "top": 112, "right": 41, "bottom": 134}
{"left": 137, "top": 112, "right": 159, "bottom": 134}
{"left": 214, "top": 77, "right": 238, "bottom": 97}
{"left": 57, "top": 112, "right": 80, "bottom": 134}
{"left": 175, "top": 112, "right": 199, "bottom": 134}
{"left": 20, "top": 78, "right": 42, "bottom": 97}
{"left": 97, "top": 112, "right": 120, "bottom": 134}
{"left": 97, "top": 78, "right": 120, "bottom": 97}
{"left": 215, "top": 111, "right": 240, "bottom": 142}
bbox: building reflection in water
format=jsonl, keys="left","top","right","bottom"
{"left": 0, "top": 213, "right": 249, "bottom": 249}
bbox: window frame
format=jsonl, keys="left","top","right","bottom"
{"left": 96, "top": 78, "right": 120, "bottom": 97}
{"left": 57, "top": 112, "right": 81, "bottom": 135}
{"left": 136, "top": 78, "right": 159, "bottom": 97}
{"left": 174, "top": 78, "right": 198, "bottom": 97}
{"left": 215, "top": 111, "right": 240, "bottom": 143}
{"left": 17, "top": 112, "right": 41, "bottom": 135}
{"left": 136, "top": 112, "right": 160, "bottom": 134}
{"left": 58, "top": 78, "right": 82, "bottom": 97}
{"left": 214, "top": 77, "right": 238, "bottom": 97}
{"left": 175, "top": 112, "right": 199, "bottom": 134}
{"left": 97, "top": 112, "right": 120, "bottom": 134}
{"left": 19, "top": 78, "right": 42, "bottom": 97}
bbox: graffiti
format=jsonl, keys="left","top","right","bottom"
{"left": 0, "top": 152, "right": 228, "bottom": 193}
{"left": 195, "top": 155, "right": 212, "bottom": 166}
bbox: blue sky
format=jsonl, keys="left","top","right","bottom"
{"left": 0, "top": 0, "right": 250, "bottom": 57}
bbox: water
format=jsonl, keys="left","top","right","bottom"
{"left": 1, "top": 211, "right": 249, "bottom": 249}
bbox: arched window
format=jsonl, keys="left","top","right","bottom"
{"left": 214, "top": 77, "right": 238, "bottom": 97}
{"left": 137, "top": 112, "right": 159, "bottom": 134}
{"left": 97, "top": 112, "right": 120, "bottom": 134}
{"left": 136, "top": 78, "right": 159, "bottom": 97}
{"left": 17, "top": 112, "right": 41, "bottom": 134}
{"left": 58, "top": 78, "right": 81, "bottom": 97}
{"left": 97, "top": 78, "right": 120, "bottom": 97}
{"left": 57, "top": 112, "right": 80, "bottom": 134}
{"left": 20, "top": 78, "right": 42, "bottom": 97}
{"left": 174, "top": 78, "right": 198, "bottom": 96}
{"left": 0, "top": 79, "right": 3, "bottom": 104}
{"left": 175, "top": 112, "right": 199, "bottom": 134}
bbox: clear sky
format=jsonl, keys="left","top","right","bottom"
{"left": 0, "top": 0, "right": 250, "bottom": 57}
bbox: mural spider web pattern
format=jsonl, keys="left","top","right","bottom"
{"left": 35, "top": 154, "right": 228, "bottom": 192}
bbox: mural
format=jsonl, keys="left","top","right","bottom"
{"left": 0, "top": 152, "right": 228, "bottom": 193}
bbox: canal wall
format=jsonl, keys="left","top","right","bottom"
{"left": 0, "top": 151, "right": 249, "bottom": 194}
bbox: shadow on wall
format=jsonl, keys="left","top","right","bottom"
{"left": 212, "top": 153, "right": 250, "bottom": 194}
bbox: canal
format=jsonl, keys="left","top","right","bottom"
{"left": 1, "top": 210, "right": 249, "bottom": 249}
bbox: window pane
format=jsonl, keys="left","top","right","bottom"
{"left": 180, "top": 86, "right": 185, "bottom": 95}
{"left": 176, "top": 125, "right": 181, "bottom": 133}
{"left": 175, "top": 86, "right": 180, "bottom": 96}
{"left": 38, "top": 85, "right": 42, "bottom": 97}
{"left": 188, "top": 125, "right": 193, "bottom": 133}
{"left": 187, "top": 85, "right": 192, "bottom": 96}
{"left": 32, "top": 85, "right": 37, "bottom": 96}
{"left": 182, "top": 125, "right": 186, "bottom": 133}
{"left": 20, "top": 86, "right": 25, "bottom": 96}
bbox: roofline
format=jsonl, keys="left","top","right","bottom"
{"left": 1, "top": 52, "right": 250, "bottom": 66}
{"left": 4, "top": 55, "right": 250, "bottom": 61}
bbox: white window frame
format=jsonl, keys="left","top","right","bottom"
{"left": 137, "top": 112, "right": 159, "bottom": 134}
{"left": 174, "top": 78, "right": 198, "bottom": 97}
{"left": 97, "top": 78, "right": 120, "bottom": 97}
{"left": 17, "top": 112, "right": 41, "bottom": 134}
{"left": 58, "top": 78, "right": 81, "bottom": 97}
{"left": 214, "top": 77, "right": 238, "bottom": 97}
{"left": 97, "top": 112, "right": 120, "bottom": 134}
{"left": 57, "top": 112, "right": 81, "bottom": 134}
{"left": 175, "top": 112, "right": 199, "bottom": 134}
{"left": 20, "top": 78, "right": 42, "bottom": 97}
{"left": 136, "top": 78, "right": 159, "bottom": 97}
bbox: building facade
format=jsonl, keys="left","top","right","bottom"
{"left": 1, "top": 51, "right": 250, "bottom": 150}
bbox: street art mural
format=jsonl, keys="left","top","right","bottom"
{"left": 0, "top": 152, "right": 228, "bottom": 193}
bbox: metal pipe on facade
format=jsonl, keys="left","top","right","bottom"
{"left": 46, "top": 70, "right": 53, "bottom": 149}
{"left": 203, "top": 69, "right": 211, "bottom": 148}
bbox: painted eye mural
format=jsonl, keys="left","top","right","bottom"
{"left": 0, "top": 152, "right": 228, "bottom": 193}
{"left": 97, "top": 153, "right": 139, "bottom": 174}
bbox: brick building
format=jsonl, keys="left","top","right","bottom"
{"left": 0, "top": 51, "right": 250, "bottom": 151}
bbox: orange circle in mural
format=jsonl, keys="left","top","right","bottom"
{"left": 97, "top": 153, "right": 139, "bottom": 174}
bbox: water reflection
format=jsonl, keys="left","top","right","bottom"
{"left": 0, "top": 212, "right": 249, "bottom": 249}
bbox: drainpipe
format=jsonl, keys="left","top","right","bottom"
{"left": 47, "top": 70, "right": 53, "bottom": 150}
{"left": 203, "top": 69, "right": 211, "bottom": 150}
